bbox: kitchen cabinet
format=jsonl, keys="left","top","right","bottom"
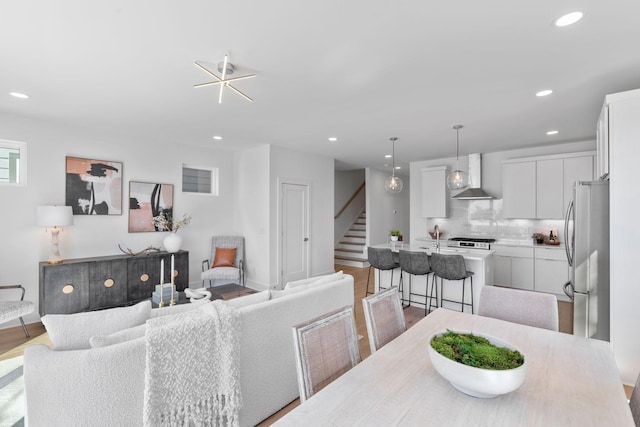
{"left": 536, "top": 159, "right": 563, "bottom": 219}
{"left": 39, "top": 251, "right": 189, "bottom": 315}
{"left": 534, "top": 247, "right": 569, "bottom": 295}
{"left": 503, "top": 152, "right": 595, "bottom": 219}
{"left": 503, "top": 162, "right": 536, "bottom": 218}
{"left": 597, "top": 102, "right": 609, "bottom": 179}
{"left": 492, "top": 246, "right": 534, "bottom": 290}
{"left": 421, "top": 166, "right": 448, "bottom": 218}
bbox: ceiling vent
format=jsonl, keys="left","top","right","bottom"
{"left": 451, "top": 153, "right": 494, "bottom": 200}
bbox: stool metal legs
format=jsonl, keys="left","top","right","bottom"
{"left": 438, "top": 276, "right": 474, "bottom": 314}
{"left": 365, "top": 267, "right": 396, "bottom": 297}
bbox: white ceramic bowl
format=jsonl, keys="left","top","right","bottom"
{"left": 427, "top": 330, "right": 527, "bottom": 398}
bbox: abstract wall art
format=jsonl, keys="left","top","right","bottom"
{"left": 66, "top": 156, "right": 123, "bottom": 215}
{"left": 128, "top": 181, "right": 174, "bottom": 232}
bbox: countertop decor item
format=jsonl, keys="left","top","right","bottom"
{"left": 389, "top": 229, "right": 402, "bottom": 242}
{"left": 428, "top": 329, "right": 526, "bottom": 398}
{"left": 531, "top": 233, "right": 545, "bottom": 244}
{"left": 384, "top": 137, "right": 403, "bottom": 193}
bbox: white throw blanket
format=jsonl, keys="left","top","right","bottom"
{"left": 143, "top": 300, "right": 242, "bottom": 426}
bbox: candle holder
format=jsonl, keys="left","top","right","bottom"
{"left": 170, "top": 254, "right": 176, "bottom": 305}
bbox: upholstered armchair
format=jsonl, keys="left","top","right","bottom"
{"left": 201, "top": 236, "right": 245, "bottom": 287}
{"left": 0, "top": 284, "right": 34, "bottom": 337}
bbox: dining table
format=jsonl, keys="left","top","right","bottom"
{"left": 273, "top": 308, "right": 634, "bottom": 426}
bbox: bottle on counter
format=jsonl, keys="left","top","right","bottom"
{"left": 549, "top": 230, "right": 554, "bottom": 242}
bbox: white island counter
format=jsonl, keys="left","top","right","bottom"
{"left": 369, "top": 243, "right": 494, "bottom": 312}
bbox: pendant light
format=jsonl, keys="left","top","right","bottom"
{"left": 447, "top": 125, "right": 469, "bottom": 190}
{"left": 384, "top": 137, "right": 403, "bottom": 193}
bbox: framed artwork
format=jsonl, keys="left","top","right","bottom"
{"left": 66, "top": 156, "right": 123, "bottom": 215}
{"left": 128, "top": 181, "right": 174, "bottom": 232}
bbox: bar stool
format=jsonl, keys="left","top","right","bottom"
{"left": 398, "top": 250, "right": 434, "bottom": 314}
{"left": 430, "top": 253, "right": 475, "bottom": 314}
{"left": 365, "top": 247, "right": 400, "bottom": 297}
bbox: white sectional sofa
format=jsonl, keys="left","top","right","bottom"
{"left": 24, "top": 272, "right": 354, "bottom": 427}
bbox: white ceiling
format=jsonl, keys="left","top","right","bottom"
{"left": 1, "top": 1, "right": 639, "bottom": 172}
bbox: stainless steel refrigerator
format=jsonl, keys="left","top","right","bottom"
{"left": 563, "top": 180, "right": 610, "bottom": 341}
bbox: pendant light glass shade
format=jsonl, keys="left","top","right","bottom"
{"left": 447, "top": 125, "right": 468, "bottom": 190}
{"left": 384, "top": 137, "right": 403, "bottom": 193}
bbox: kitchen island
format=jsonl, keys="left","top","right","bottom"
{"left": 369, "top": 242, "right": 494, "bottom": 312}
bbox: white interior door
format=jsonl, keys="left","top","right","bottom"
{"left": 281, "top": 182, "right": 309, "bottom": 285}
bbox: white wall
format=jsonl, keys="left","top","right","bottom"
{"left": 409, "top": 140, "right": 596, "bottom": 245}
{"left": 334, "top": 169, "right": 365, "bottom": 244}
{"left": 0, "top": 113, "right": 236, "bottom": 327}
{"left": 234, "top": 145, "right": 271, "bottom": 290}
{"left": 365, "top": 168, "right": 411, "bottom": 246}
{"left": 270, "top": 146, "right": 335, "bottom": 288}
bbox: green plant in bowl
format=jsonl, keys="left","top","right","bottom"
{"left": 427, "top": 329, "right": 527, "bottom": 398}
{"left": 431, "top": 330, "right": 524, "bottom": 370}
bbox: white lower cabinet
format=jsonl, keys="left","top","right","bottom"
{"left": 534, "top": 247, "right": 569, "bottom": 295}
{"left": 492, "top": 246, "right": 534, "bottom": 291}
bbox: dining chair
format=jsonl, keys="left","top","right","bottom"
{"left": 430, "top": 253, "right": 475, "bottom": 313}
{"left": 365, "top": 247, "right": 399, "bottom": 297}
{"left": 362, "top": 287, "right": 406, "bottom": 354}
{"left": 292, "top": 305, "right": 361, "bottom": 402}
{"left": 201, "top": 236, "right": 245, "bottom": 287}
{"left": 629, "top": 372, "right": 640, "bottom": 426}
{"left": 0, "top": 284, "right": 34, "bottom": 337}
{"left": 477, "top": 285, "right": 559, "bottom": 331}
{"left": 398, "top": 249, "right": 433, "bottom": 314}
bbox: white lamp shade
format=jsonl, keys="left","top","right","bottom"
{"left": 37, "top": 206, "right": 73, "bottom": 227}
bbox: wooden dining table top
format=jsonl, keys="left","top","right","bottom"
{"left": 274, "top": 308, "right": 634, "bottom": 426}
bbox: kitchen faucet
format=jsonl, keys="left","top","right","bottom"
{"left": 434, "top": 224, "right": 441, "bottom": 251}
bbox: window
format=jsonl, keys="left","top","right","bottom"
{"left": 0, "top": 139, "right": 27, "bottom": 185}
{"left": 182, "top": 165, "right": 218, "bottom": 195}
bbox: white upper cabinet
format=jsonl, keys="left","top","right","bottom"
{"left": 563, "top": 155, "right": 594, "bottom": 212}
{"left": 597, "top": 102, "right": 609, "bottom": 179}
{"left": 503, "top": 152, "right": 595, "bottom": 219}
{"left": 421, "top": 166, "right": 448, "bottom": 218}
{"left": 536, "top": 159, "right": 563, "bottom": 219}
{"left": 503, "top": 161, "right": 536, "bottom": 218}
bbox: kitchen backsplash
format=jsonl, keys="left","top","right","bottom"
{"left": 424, "top": 199, "right": 566, "bottom": 243}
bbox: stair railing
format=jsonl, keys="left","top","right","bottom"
{"left": 334, "top": 182, "right": 365, "bottom": 219}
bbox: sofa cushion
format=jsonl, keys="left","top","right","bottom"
{"left": 90, "top": 323, "right": 147, "bottom": 348}
{"left": 213, "top": 247, "right": 237, "bottom": 267}
{"left": 42, "top": 300, "right": 151, "bottom": 350}
{"left": 223, "top": 290, "right": 270, "bottom": 309}
{"left": 149, "top": 298, "right": 209, "bottom": 319}
{"left": 284, "top": 271, "right": 344, "bottom": 290}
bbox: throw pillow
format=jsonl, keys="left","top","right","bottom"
{"left": 224, "top": 290, "right": 270, "bottom": 308}
{"left": 42, "top": 300, "right": 151, "bottom": 350}
{"left": 284, "top": 270, "right": 344, "bottom": 289}
{"left": 89, "top": 323, "right": 146, "bottom": 348}
{"left": 213, "top": 247, "right": 237, "bottom": 268}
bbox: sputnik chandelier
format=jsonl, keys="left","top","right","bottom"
{"left": 194, "top": 54, "right": 255, "bottom": 103}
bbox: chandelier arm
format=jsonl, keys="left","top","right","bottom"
{"left": 194, "top": 81, "right": 224, "bottom": 88}
{"left": 227, "top": 84, "right": 254, "bottom": 102}
{"left": 194, "top": 62, "right": 222, "bottom": 80}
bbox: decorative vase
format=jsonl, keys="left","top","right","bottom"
{"left": 163, "top": 232, "right": 182, "bottom": 253}
{"left": 390, "top": 235, "right": 399, "bottom": 242}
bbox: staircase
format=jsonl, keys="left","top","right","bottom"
{"left": 334, "top": 211, "right": 369, "bottom": 268}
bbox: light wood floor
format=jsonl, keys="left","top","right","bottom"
{"left": 1, "top": 265, "right": 631, "bottom": 423}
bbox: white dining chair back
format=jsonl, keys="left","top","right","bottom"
{"left": 362, "top": 286, "right": 406, "bottom": 354}
{"left": 478, "top": 285, "right": 559, "bottom": 331}
{"left": 292, "top": 306, "right": 361, "bottom": 402}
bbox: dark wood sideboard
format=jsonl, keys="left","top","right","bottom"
{"left": 39, "top": 251, "right": 189, "bottom": 315}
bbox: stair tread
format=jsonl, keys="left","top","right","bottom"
{"left": 335, "top": 248, "right": 364, "bottom": 253}
{"left": 334, "top": 255, "right": 368, "bottom": 261}
{"left": 339, "top": 241, "right": 365, "bottom": 246}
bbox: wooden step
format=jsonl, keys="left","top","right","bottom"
{"left": 336, "top": 248, "right": 364, "bottom": 254}
{"left": 339, "top": 240, "right": 365, "bottom": 246}
{"left": 334, "top": 255, "right": 369, "bottom": 268}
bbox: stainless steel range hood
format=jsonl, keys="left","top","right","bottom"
{"left": 452, "top": 153, "right": 495, "bottom": 200}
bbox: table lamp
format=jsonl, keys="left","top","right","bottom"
{"left": 37, "top": 205, "right": 73, "bottom": 264}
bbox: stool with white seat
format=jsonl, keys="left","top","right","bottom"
{"left": 430, "top": 253, "right": 474, "bottom": 314}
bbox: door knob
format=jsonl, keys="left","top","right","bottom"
{"left": 304, "top": 237, "right": 309, "bottom": 242}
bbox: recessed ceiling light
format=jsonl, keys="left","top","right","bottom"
{"left": 385, "top": 154, "right": 392, "bottom": 158}
{"left": 555, "top": 11, "right": 583, "bottom": 27}
{"left": 536, "top": 89, "right": 553, "bottom": 97}
{"left": 547, "top": 130, "right": 559, "bottom": 135}
{"left": 212, "top": 135, "right": 223, "bottom": 140}
{"left": 328, "top": 137, "right": 338, "bottom": 142}
{"left": 395, "top": 166, "right": 401, "bottom": 170}
{"left": 10, "top": 92, "right": 29, "bottom": 99}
